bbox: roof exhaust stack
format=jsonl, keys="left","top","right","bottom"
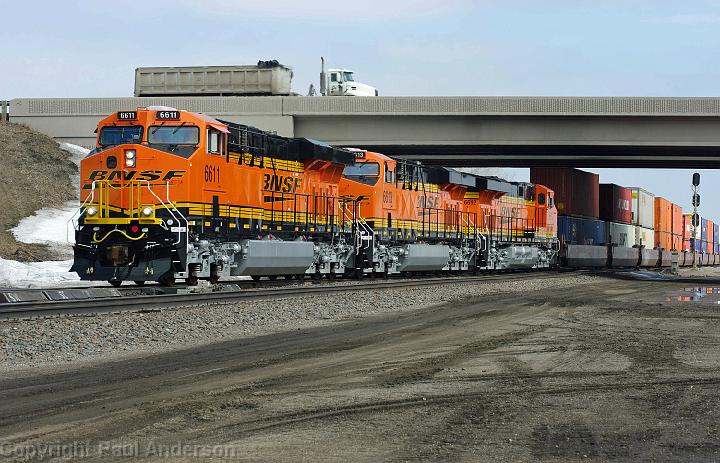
{"left": 319, "top": 56, "right": 327, "bottom": 96}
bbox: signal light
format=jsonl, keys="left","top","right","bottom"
{"left": 693, "top": 173, "right": 700, "bottom": 186}
{"left": 86, "top": 206, "right": 97, "bottom": 216}
{"left": 131, "top": 225, "right": 139, "bottom": 233}
{"left": 141, "top": 206, "right": 154, "bottom": 217}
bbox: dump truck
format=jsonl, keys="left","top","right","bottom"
{"left": 135, "top": 59, "right": 377, "bottom": 97}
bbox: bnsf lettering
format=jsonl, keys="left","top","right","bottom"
{"left": 501, "top": 207, "right": 520, "bottom": 218}
{"left": 419, "top": 195, "right": 439, "bottom": 208}
{"left": 88, "top": 170, "right": 186, "bottom": 181}
{"left": 262, "top": 174, "right": 301, "bottom": 193}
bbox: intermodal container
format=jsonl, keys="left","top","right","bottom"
{"left": 530, "top": 168, "right": 599, "bottom": 219}
{"left": 635, "top": 226, "right": 655, "bottom": 248}
{"left": 701, "top": 218, "right": 709, "bottom": 243}
{"left": 708, "top": 221, "right": 715, "bottom": 254}
{"left": 655, "top": 231, "right": 674, "bottom": 251}
{"left": 557, "top": 216, "right": 606, "bottom": 245}
{"left": 599, "top": 184, "right": 632, "bottom": 224}
{"left": 684, "top": 213, "right": 701, "bottom": 238}
{"left": 630, "top": 188, "right": 654, "bottom": 229}
{"left": 654, "top": 197, "right": 673, "bottom": 233}
{"left": 714, "top": 226, "right": 719, "bottom": 254}
{"left": 606, "top": 221, "right": 636, "bottom": 247}
{"left": 671, "top": 203, "right": 684, "bottom": 250}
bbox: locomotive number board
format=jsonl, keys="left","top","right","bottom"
{"left": 117, "top": 111, "right": 137, "bottom": 120}
{"left": 156, "top": 110, "right": 181, "bottom": 120}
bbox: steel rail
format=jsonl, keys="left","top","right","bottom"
{"left": 0, "top": 271, "right": 578, "bottom": 321}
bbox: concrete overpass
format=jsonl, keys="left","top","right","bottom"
{"left": 10, "top": 96, "right": 720, "bottom": 167}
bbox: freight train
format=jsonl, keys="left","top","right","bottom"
{"left": 70, "top": 107, "right": 559, "bottom": 286}
{"left": 70, "top": 108, "right": 717, "bottom": 286}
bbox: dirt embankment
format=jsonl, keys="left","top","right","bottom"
{"left": 0, "top": 123, "right": 77, "bottom": 261}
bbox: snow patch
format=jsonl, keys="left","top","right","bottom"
{"left": 0, "top": 258, "right": 91, "bottom": 288}
{"left": 2, "top": 143, "right": 91, "bottom": 288}
{"left": 10, "top": 201, "right": 77, "bottom": 249}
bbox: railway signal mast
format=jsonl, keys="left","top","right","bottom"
{"left": 692, "top": 173, "right": 700, "bottom": 269}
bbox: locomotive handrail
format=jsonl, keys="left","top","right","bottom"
{"left": 142, "top": 180, "right": 187, "bottom": 246}
{"left": 67, "top": 180, "right": 99, "bottom": 242}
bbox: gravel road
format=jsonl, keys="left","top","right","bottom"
{"left": 0, "top": 274, "right": 594, "bottom": 373}
{"left": 1, "top": 276, "right": 719, "bottom": 462}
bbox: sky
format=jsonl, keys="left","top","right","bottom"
{"left": 0, "top": 0, "right": 719, "bottom": 219}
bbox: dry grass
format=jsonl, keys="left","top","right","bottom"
{"left": 0, "top": 123, "right": 77, "bottom": 261}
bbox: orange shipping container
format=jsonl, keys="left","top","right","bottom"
{"left": 671, "top": 203, "right": 684, "bottom": 250}
{"left": 655, "top": 231, "right": 673, "bottom": 251}
{"left": 708, "top": 221, "right": 715, "bottom": 253}
{"left": 654, "top": 197, "right": 672, "bottom": 234}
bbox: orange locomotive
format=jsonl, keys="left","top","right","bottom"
{"left": 71, "top": 107, "right": 355, "bottom": 285}
{"left": 462, "top": 178, "right": 558, "bottom": 268}
{"left": 71, "top": 107, "right": 558, "bottom": 285}
{"left": 338, "top": 150, "right": 558, "bottom": 271}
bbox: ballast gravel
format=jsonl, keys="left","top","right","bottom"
{"left": 0, "top": 275, "right": 598, "bottom": 373}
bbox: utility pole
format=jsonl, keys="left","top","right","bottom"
{"left": 692, "top": 173, "right": 700, "bottom": 269}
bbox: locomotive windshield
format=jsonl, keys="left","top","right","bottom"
{"left": 343, "top": 162, "right": 380, "bottom": 185}
{"left": 99, "top": 126, "right": 143, "bottom": 146}
{"left": 148, "top": 126, "right": 199, "bottom": 145}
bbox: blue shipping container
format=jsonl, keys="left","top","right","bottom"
{"left": 558, "top": 216, "right": 606, "bottom": 245}
{"left": 701, "top": 218, "right": 709, "bottom": 242}
{"left": 714, "top": 227, "right": 719, "bottom": 249}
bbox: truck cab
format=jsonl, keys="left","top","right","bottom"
{"left": 326, "top": 68, "right": 378, "bottom": 96}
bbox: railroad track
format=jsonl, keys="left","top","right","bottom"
{"left": 0, "top": 271, "right": 581, "bottom": 320}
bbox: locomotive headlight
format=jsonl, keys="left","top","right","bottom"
{"left": 141, "top": 206, "right": 154, "bottom": 217}
{"left": 86, "top": 206, "right": 98, "bottom": 217}
{"left": 125, "top": 150, "right": 136, "bottom": 167}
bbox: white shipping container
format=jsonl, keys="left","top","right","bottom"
{"left": 684, "top": 214, "right": 702, "bottom": 239}
{"left": 635, "top": 226, "right": 655, "bottom": 248}
{"left": 607, "top": 221, "right": 636, "bottom": 247}
{"left": 630, "top": 187, "right": 654, "bottom": 229}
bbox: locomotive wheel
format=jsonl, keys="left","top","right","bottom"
{"left": 108, "top": 280, "right": 122, "bottom": 288}
{"left": 268, "top": 275, "right": 278, "bottom": 281}
{"left": 159, "top": 275, "right": 175, "bottom": 287}
{"left": 251, "top": 275, "right": 262, "bottom": 281}
{"left": 133, "top": 281, "right": 146, "bottom": 286}
{"left": 209, "top": 265, "right": 220, "bottom": 284}
{"left": 185, "top": 275, "right": 198, "bottom": 286}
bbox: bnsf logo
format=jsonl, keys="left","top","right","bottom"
{"left": 418, "top": 195, "right": 439, "bottom": 208}
{"left": 263, "top": 173, "right": 301, "bottom": 193}
{"left": 88, "top": 170, "right": 186, "bottom": 181}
